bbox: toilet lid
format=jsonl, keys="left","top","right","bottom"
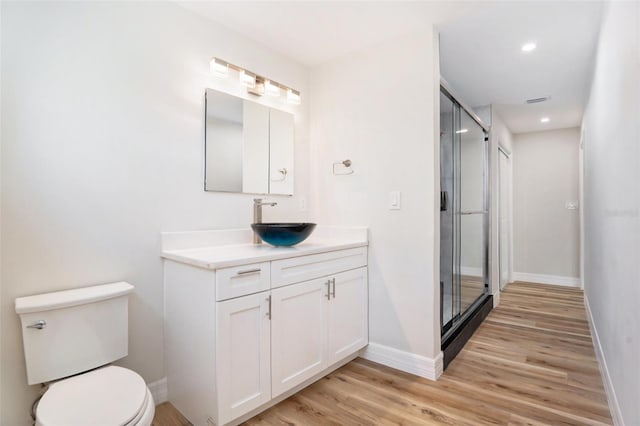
{"left": 37, "top": 366, "right": 148, "bottom": 426}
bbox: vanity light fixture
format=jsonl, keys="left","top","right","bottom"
{"left": 456, "top": 128, "right": 469, "bottom": 134}
{"left": 239, "top": 70, "right": 257, "bottom": 88}
{"left": 210, "top": 58, "right": 229, "bottom": 77}
{"left": 264, "top": 80, "right": 281, "bottom": 97}
{"left": 540, "top": 117, "right": 550, "bottom": 123}
{"left": 287, "top": 89, "right": 301, "bottom": 105}
{"left": 521, "top": 42, "right": 537, "bottom": 52}
{"left": 210, "top": 57, "right": 300, "bottom": 104}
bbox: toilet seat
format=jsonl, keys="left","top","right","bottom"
{"left": 36, "top": 366, "right": 155, "bottom": 426}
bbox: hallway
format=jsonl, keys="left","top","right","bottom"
{"left": 154, "top": 282, "right": 612, "bottom": 425}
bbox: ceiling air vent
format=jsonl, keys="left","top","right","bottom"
{"left": 526, "top": 96, "right": 550, "bottom": 104}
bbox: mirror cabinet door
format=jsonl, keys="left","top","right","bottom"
{"left": 205, "top": 88, "right": 295, "bottom": 195}
{"left": 205, "top": 90, "right": 244, "bottom": 192}
{"left": 269, "top": 109, "right": 294, "bottom": 195}
{"left": 242, "top": 101, "right": 270, "bottom": 194}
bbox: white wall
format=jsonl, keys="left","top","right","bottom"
{"left": 0, "top": 2, "right": 309, "bottom": 424}
{"left": 581, "top": 2, "right": 640, "bottom": 424}
{"left": 310, "top": 29, "right": 441, "bottom": 362}
{"left": 512, "top": 128, "right": 581, "bottom": 281}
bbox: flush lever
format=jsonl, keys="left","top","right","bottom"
{"left": 27, "top": 320, "right": 46, "bottom": 330}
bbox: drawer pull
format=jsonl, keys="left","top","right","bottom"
{"left": 331, "top": 278, "right": 336, "bottom": 299}
{"left": 266, "top": 295, "right": 272, "bottom": 320}
{"left": 326, "top": 280, "right": 331, "bottom": 300}
{"left": 236, "top": 268, "right": 261, "bottom": 276}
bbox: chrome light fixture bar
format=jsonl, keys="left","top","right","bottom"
{"left": 210, "top": 57, "right": 300, "bottom": 104}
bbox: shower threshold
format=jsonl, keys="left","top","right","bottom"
{"left": 441, "top": 294, "right": 493, "bottom": 369}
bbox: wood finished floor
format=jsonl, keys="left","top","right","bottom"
{"left": 152, "top": 282, "right": 612, "bottom": 426}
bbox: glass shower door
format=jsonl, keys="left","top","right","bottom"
{"left": 440, "top": 91, "right": 457, "bottom": 333}
{"left": 440, "top": 87, "right": 488, "bottom": 338}
{"left": 458, "top": 109, "right": 488, "bottom": 314}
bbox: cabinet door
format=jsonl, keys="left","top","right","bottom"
{"left": 216, "top": 292, "right": 271, "bottom": 424}
{"left": 271, "top": 278, "right": 328, "bottom": 398}
{"left": 327, "top": 268, "right": 369, "bottom": 365}
{"left": 268, "top": 108, "right": 294, "bottom": 195}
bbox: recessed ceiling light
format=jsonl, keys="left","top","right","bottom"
{"left": 540, "top": 117, "right": 550, "bottom": 123}
{"left": 521, "top": 42, "right": 537, "bottom": 52}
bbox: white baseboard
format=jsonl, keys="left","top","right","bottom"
{"left": 360, "top": 342, "right": 443, "bottom": 381}
{"left": 148, "top": 377, "right": 168, "bottom": 405}
{"left": 584, "top": 296, "right": 624, "bottom": 426}
{"left": 513, "top": 272, "right": 580, "bottom": 287}
{"left": 492, "top": 289, "right": 501, "bottom": 307}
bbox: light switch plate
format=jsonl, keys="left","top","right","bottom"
{"left": 389, "top": 191, "right": 401, "bottom": 210}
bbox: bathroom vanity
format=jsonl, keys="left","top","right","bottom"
{"left": 161, "top": 227, "right": 368, "bottom": 426}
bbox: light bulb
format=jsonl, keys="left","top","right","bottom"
{"left": 287, "top": 88, "right": 301, "bottom": 105}
{"left": 265, "top": 80, "right": 280, "bottom": 97}
{"left": 239, "top": 70, "right": 256, "bottom": 88}
{"left": 210, "top": 58, "right": 228, "bottom": 77}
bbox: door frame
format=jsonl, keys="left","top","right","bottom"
{"left": 498, "top": 145, "right": 513, "bottom": 290}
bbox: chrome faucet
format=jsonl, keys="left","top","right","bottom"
{"left": 253, "top": 198, "right": 277, "bottom": 244}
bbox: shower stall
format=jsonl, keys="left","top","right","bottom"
{"left": 440, "top": 83, "right": 491, "bottom": 367}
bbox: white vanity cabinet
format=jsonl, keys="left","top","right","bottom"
{"left": 163, "top": 236, "right": 368, "bottom": 426}
{"left": 326, "top": 268, "right": 369, "bottom": 365}
{"left": 216, "top": 292, "right": 272, "bottom": 424}
{"left": 270, "top": 278, "right": 327, "bottom": 398}
{"left": 270, "top": 268, "right": 368, "bottom": 398}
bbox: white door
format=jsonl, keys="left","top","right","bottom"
{"left": 216, "top": 292, "right": 271, "bottom": 424}
{"left": 326, "top": 268, "right": 369, "bottom": 365}
{"left": 499, "top": 149, "right": 512, "bottom": 290}
{"left": 271, "top": 278, "right": 327, "bottom": 397}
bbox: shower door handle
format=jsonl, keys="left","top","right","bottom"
{"left": 440, "top": 191, "right": 448, "bottom": 211}
{"left": 460, "top": 210, "right": 488, "bottom": 215}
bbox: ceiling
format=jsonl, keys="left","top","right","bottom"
{"left": 439, "top": 1, "right": 604, "bottom": 133}
{"left": 178, "top": 1, "right": 481, "bottom": 66}
{"left": 180, "top": 1, "right": 604, "bottom": 134}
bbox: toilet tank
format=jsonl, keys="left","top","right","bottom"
{"left": 15, "top": 282, "right": 134, "bottom": 385}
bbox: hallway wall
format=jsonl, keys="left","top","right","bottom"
{"left": 512, "top": 127, "right": 581, "bottom": 284}
{"left": 581, "top": 1, "right": 640, "bottom": 424}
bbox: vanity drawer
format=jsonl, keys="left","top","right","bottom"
{"left": 216, "top": 262, "right": 271, "bottom": 301}
{"left": 271, "top": 247, "right": 367, "bottom": 288}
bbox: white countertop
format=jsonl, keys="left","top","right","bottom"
{"left": 160, "top": 226, "right": 368, "bottom": 270}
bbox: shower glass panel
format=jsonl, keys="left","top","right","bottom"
{"left": 440, "top": 91, "right": 457, "bottom": 330}
{"left": 440, "top": 87, "right": 488, "bottom": 338}
{"left": 459, "top": 110, "right": 487, "bottom": 314}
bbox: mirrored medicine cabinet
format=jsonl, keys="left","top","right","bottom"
{"left": 204, "top": 88, "right": 294, "bottom": 195}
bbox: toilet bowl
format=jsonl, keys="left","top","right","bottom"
{"left": 15, "top": 282, "right": 155, "bottom": 426}
{"left": 35, "top": 366, "right": 155, "bottom": 426}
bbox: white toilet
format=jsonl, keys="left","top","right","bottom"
{"left": 15, "top": 282, "right": 155, "bottom": 426}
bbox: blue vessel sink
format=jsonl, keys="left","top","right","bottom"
{"left": 251, "top": 223, "right": 317, "bottom": 247}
